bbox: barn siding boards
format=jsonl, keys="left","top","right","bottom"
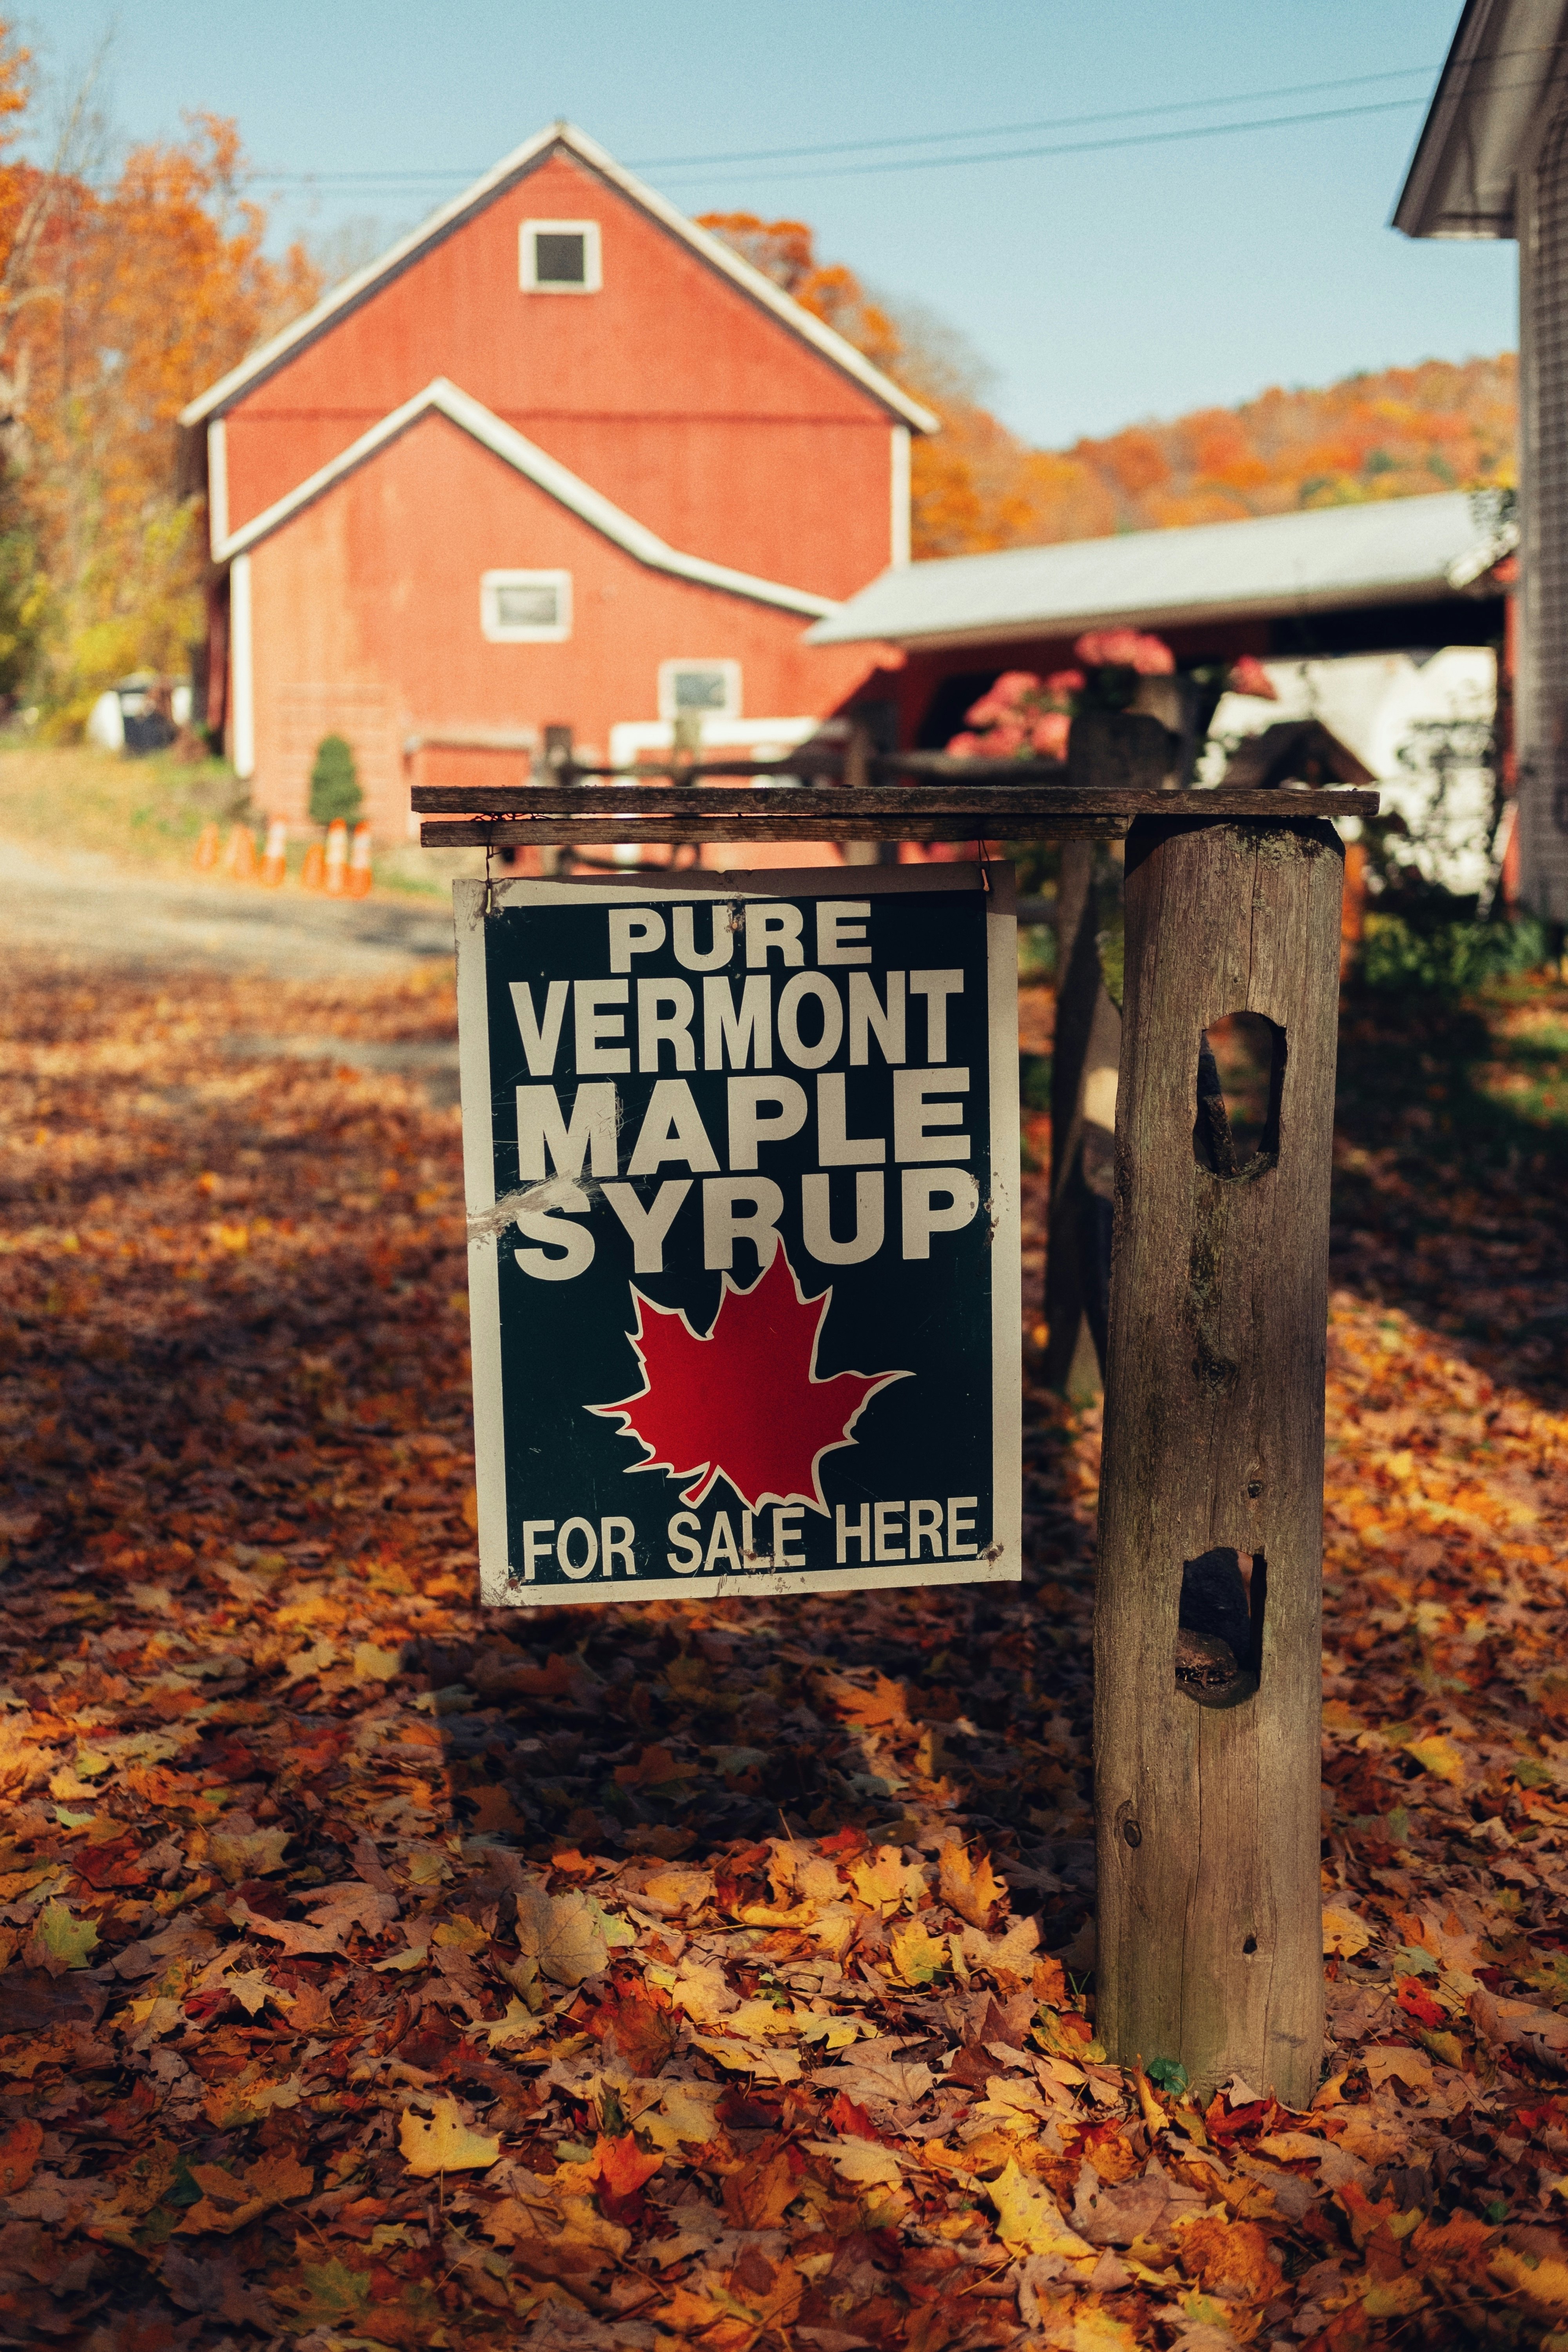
{"left": 211, "top": 149, "right": 907, "bottom": 601}
{"left": 1093, "top": 814, "right": 1340, "bottom": 2109}
{"left": 247, "top": 410, "right": 875, "bottom": 832}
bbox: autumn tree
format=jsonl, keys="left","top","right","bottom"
{"left": 700, "top": 211, "right": 1517, "bottom": 562}
{"left": 0, "top": 30, "right": 319, "bottom": 727}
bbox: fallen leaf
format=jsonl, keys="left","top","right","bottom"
{"left": 808, "top": 2138, "right": 905, "bottom": 2189}
{"left": 724, "top": 2150, "right": 797, "bottom": 2226}
{"left": 398, "top": 2098, "right": 502, "bottom": 2177}
{"left": 887, "top": 1918, "right": 948, "bottom": 1987}
{"left": 1322, "top": 1905, "right": 1374, "bottom": 1957}
{"left": 174, "top": 2148, "right": 314, "bottom": 2235}
{"left": 0, "top": 2118, "right": 42, "bottom": 2195}
{"left": 849, "top": 1845, "right": 926, "bottom": 1912}
{"left": 986, "top": 2156, "right": 1096, "bottom": 2258}
{"left": 1362, "top": 2043, "right": 1434, "bottom": 2092}
{"left": 514, "top": 1884, "right": 624, "bottom": 1984}
{"left": 26, "top": 1900, "right": 100, "bottom": 1973}
{"left": 940, "top": 1840, "right": 1007, "bottom": 1927}
{"left": 207, "top": 1826, "right": 291, "bottom": 1883}
{"left": 1403, "top": 1733, "right": 1467, "bottom": 1785}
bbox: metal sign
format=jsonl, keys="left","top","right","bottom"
{"left": 455, "top": 864, "right": 1020, "bottom": 1605}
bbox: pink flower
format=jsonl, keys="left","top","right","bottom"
{"left": 1044, "top": 669, "right": 1085, "bottom": 699}
{"left": 1227, "top": 655, "right": 1278, "bottom": 701}
{"left": 946, "top": 731, "right": 981, "bottom": 756}
{"left": 1075, "top": 628, "right": 1175, "bottom": 675}
{"left": 964, "top": 671, "right": 1040, "bottom": 728}
{"left": 1029, "top": 711, "right": 1071, "bottom": 759}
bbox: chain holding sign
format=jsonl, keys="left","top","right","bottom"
{"left": 454, "top": 865, "right": 1021, "bottom": 1606}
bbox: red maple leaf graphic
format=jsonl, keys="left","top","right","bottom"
{"left": 590, "top": 1247, "right": 906, "bottom": 1514}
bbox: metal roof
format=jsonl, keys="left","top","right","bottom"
{"left": 180, "top": 122, "right": 937, "bottom": 434}
{"left": 1393, "top": 0, "right": 1568, "bottom": 240}
{"left": 804, "top": 492, "right": 1510, "bottom": 652}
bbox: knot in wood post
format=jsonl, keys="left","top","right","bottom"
{"left": 1094, "top": 813, "right": 1341, "bottom": 2110}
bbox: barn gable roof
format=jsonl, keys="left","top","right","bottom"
{"left": 181, "top": 121, "right": 937, "bottom": 434}
{"left": 215, "top": 376, "right": 840, "bottom": 619}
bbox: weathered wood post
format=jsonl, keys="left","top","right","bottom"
{"left": 1045, "top": 714, "right": 1169, "bottom": 1394}
{"left": 1094, "top": 812, "right": 1343, "bottom": 2107}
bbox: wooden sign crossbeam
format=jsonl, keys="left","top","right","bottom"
{"left": 412, "top": 779, "right": 1380, "bottom": 848}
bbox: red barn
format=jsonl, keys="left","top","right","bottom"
{"left": 181, "top": 122, "right": 935, "bottom": 854}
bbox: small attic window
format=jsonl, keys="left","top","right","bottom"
{"left": 521, "top": 219, "right": 601, "bottom": 293}
{"left": 481, "top": 570, "right": 572, "bottom": 643}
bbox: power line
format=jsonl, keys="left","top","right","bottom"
{"left": 237, "top": 42, "right": 1568, "bottom": 198}
{"left": 653, "top": 95, "right": 1430, "bottom": 189}
{"left": 242, "top": 64, "right": 1443, "bottom": 187}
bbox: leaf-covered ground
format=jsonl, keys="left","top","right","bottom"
{"left": 4, "top": 955, "right": 1568, "bottom": 2351}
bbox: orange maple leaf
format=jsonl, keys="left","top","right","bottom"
{"left": 591, "top": 1249, "right": 905, "bottom": 1512}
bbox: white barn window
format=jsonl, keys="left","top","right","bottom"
{"left": 481, "top": 570, "right": 572, "bottom": 643}
{"left": 520, "top": 220, "right": 602, "bottom": 293}
{"left": 659, "top": 659, "right": 741, "bottom": 721}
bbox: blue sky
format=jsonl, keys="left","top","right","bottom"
{"left": 30, "top": 0, "right": 1515, "bottom": 448}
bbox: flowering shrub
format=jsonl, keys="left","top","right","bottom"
{"left": 945, "top": 631, "right": 1276, "bottom": 759}
{"left": 1072, "top": 628, "right": 1173, "bottom": 675}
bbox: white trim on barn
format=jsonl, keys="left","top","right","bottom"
{"left": 212, "top": 376, "right": 841, "bottom": 621}
{"left": 230, "top": 554, "right": 255, "bottom": 780}
{"left": 178, "top": 122, "right": 937, "bottom": 434}
{"left": 890, "top": 425, "right": 911, "bottom": 568}
{"left": 207, "top": 418, "right": 229, "bottom": 557}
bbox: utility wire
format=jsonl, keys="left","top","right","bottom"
{"left": 237, "top": 44, "right": 1566, "bottom": 196}
{"left": 243, "top": 63, "right": 1443, "bottom": 186}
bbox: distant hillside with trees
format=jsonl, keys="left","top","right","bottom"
{"left": 700, "top": 212, "right": 1518, "bottom": 563}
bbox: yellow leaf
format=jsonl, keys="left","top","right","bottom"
{"left": 641, "top": 2083, "right": 725, "bottom": 2151}
{"left": 940, "top": 1840, "right": 1007, "bottom": 1927}
{"left": 1363, "top": 2276, "right": 1428, "bottom": 2318}
{"left": 351, "top": 1642, "right": 405, "bottom": 1683}
{"left": 985, "top": 2156, "right": 1095, "bottom": 2257}
{"left": 1043, "top": 2309, "right": 1142, "bottom": 2352}
{"left": 478, "top": 1998, "right": 541, "bottom": 2049}
{"left": 1323, "top": 1905, "right": 1373, "bottom": 1957}
{"left": 887, "top": 1918, "right": 949, "bottom": 1987}
{"left": 398, "top": 2098, "right": 502, "bottom": 2176}
{"left": 804, "top": 2138, "right": 904, "bottom": 2188}
{"left": 432, "top": 1915, "right": 488, "bottom": 1953}
{"left": 1491, "top": 2247, "right": 1568, "bottom": 2312}
{"left": 1404, "top": 1733, "right": 1467, "bottom": 1786}
{"left": 849, "top": 1845, "right": 926, "bottom": 1913}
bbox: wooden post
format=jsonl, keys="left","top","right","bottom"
{"left": 1045, "top": 713, "right": 1169, "bottom": 1394}
{"left": 1094, "top": 813, "right": 1342, "bottom": 2107}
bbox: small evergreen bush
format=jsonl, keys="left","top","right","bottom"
{"left": 1362, "top": 912, "right": 1547, "bottom": 997}
{"left": 309, "top": 734, "right": 363, "bottom": 827}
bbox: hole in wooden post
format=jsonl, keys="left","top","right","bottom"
{"left": 1174, "top": 1546, "right": 1265, "bottom": 1709}
{"left": 1242, "top": 1933, "right": 1258, "bottom": 1955}
{"left": 1194, "top": 1011, "right": 1285, "bottom": 1179}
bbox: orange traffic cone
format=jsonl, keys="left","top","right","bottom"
{"left": 221, "top": 824, "right": 258, "bottom": 882}
{"left": 347, "top": 822, "right": 373, "bottom": 898}
{"left": 324, "top": 819, "right": 349, "bottom": 897}
{"left": 260, "top": 818, "right": 287, "bottom": 887}
{"left": 301, "top": 839, "right": 327, "bottom": 891}
{"left": 194, "top": 821, "right": 220, "bottom": 873}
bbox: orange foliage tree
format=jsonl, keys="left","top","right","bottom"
{"left": 0, "top": 24, "right": 319, "bottom": 726}
{"left": 699, "top": 211, "right": 1517, "bottom": 562}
